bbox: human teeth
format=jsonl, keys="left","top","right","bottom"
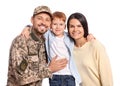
{"left": 40, "top": 26, "right": 45, "bottom": 29}
{"left": 73, "top": 32, "right": 78, "bottom": 35}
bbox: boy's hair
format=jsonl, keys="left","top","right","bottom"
{"left": 52, "top": 11, "right": 66, "bottom": 22}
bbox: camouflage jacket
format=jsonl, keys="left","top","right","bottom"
{"left": 7, "top": 31, "right": 52, "bottom": 86}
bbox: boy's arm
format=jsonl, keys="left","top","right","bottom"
{"left": 87, "top": 33, "right": 96, "bottom": 41}
{"left": 21, "top": 25, "right": 32, "bottom": 39}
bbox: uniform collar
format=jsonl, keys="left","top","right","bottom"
{"left": 30, "top": 28, "right": 45, "bottom": 42}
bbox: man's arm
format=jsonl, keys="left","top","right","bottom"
{"left": 7, "top": 35, "right": 68, "bottom": 85}
{"left": 7, "top": 35, "right": 43, "bottom": 85}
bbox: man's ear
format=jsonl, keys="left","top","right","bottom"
{"left": 31, "top": 17, "right": 33, "bottom": 24}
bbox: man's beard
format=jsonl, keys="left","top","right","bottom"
{"left": 34, "top": 28, "right": 47, "bottom": 36}
{"left": 33, "top": 23, "right": 48, "bottom": 36}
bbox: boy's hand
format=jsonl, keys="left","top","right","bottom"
{"left": 87, "top": 33, "right": 96, "bottom": 41}
{"left": 21, "top": 26, "right": 31, "bottom": 39}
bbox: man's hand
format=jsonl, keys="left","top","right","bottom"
{"left": 48, "top": 57, "right": 68, "bottom": 73}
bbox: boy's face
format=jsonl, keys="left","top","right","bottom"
{"left": 51, "top": 18, "right": 66, "bottom": 37}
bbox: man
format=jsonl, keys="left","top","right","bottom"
{"left": 6, "top": 5, "right": 68, "bottom": 86}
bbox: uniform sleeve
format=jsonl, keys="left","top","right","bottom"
{"left": 95, "top": 40, "right": 113, "bottom": 86}
{"left": 8, "top": 35, "right": 52, "bottom": 85}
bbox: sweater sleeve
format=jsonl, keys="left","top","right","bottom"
{"left": 8, "top": 35, "right": 52, "bottom": 85}
{"left": 95, "top": 40, "right": 113, "bottom": 86}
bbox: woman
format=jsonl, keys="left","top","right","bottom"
{"left": 67, "top": 12, "right": 113, "bottom": 86}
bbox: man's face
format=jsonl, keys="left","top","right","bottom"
{"left": 31, "top": 13, "right": 51, "bottom": 36}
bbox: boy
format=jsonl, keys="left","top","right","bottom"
{"left": 46, "top": 11, "right": 81, "bottom": 86}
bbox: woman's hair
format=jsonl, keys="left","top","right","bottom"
{"left": 67, "top": 12, "right": 89, "bottom": 37}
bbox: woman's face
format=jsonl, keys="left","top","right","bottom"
{"left": 69, "top": 18, "right": 84, "bottom": 40}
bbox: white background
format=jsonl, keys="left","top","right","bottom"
{"left": 0, "top": 0, "right": 120, "bottom": 86}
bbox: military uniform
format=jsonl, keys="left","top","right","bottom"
{"left": 7, "top": 29, "right": 52, "bottom": 86}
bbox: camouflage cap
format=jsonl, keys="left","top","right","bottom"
{"left": 33, "top": 5, "right": 52, "bottom": 18}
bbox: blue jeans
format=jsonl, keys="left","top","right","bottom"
{"left": 49, "top": 75, "right": 75, "bottom": 86}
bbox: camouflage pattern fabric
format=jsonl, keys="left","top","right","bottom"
{"left": 7, "top": 30, "right": 52, "bottom": 86}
